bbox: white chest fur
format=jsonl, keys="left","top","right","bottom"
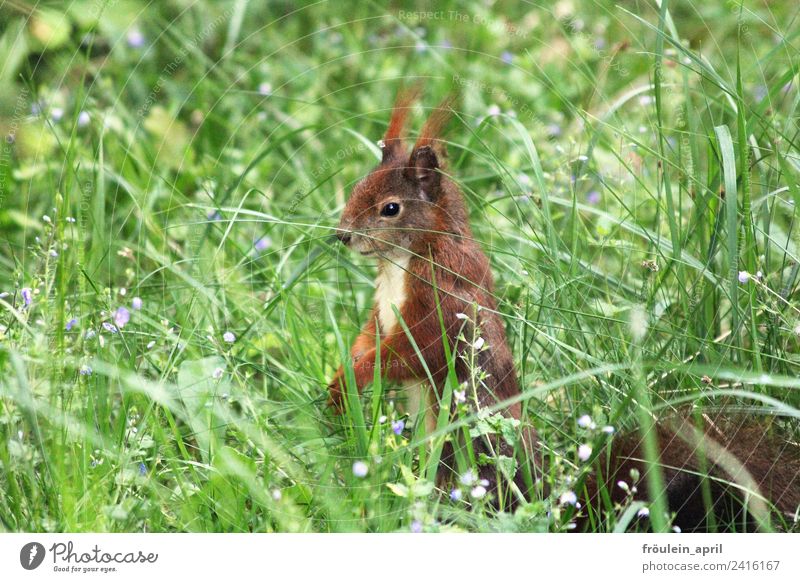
{"left": 374, "top": 254, "right": 410, "bottom": 335}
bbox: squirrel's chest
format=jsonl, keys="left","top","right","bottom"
{"left": 374, "top": 255, "right": 411, "bottom": 335}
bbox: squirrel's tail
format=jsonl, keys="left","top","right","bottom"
{"left": 584, "top": 417, "right": 800, "bottom": 531}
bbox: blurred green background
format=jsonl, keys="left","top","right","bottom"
{"left": 0, "top": 0, "right": 798, "bottom": 532}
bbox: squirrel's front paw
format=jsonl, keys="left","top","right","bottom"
{"left": 326, "top": 372, "right": 346, "bottom": 413}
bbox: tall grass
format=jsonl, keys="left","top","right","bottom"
{"left": 0, "top": 0, "right": 798, "bottom": 532}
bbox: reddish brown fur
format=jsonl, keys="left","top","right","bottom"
{"left": 327, "top": 90, "right": 800, "bottom": 530}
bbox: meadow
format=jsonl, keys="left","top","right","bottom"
{"left": 0, "top": 0, "right": 799, "bottom": 533}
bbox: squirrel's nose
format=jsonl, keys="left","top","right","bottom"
{"left": 337, "top": 231, "right": 352, "bottom": 246}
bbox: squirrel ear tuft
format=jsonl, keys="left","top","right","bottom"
{"left": 408, "top": 145, "right": 441, "bottom": 199}
{"left": 382, "top": 84, "right": 423, "bottom": 164}
{"left": 412, "top": 92, "right": 457, "bottom": 159}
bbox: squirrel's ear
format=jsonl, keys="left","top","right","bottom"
{"left": 382, "top": 85, "right": 422, "bottom": 164}
{"left": 408, "top": 145, "right": 441, "bottom": 199}
{"left": 412, "top": 92, "right": 457, "bottom": 159}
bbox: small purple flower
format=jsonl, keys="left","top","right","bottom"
{"left": 79, "top": 365, "right": 93, "bottom": 376}
{"left": 114, "top": 306, "right": 130, "bottom": 328}
{"left": 77, "top": 111, "right": 90, "bottom": 128}
{"left": 223, "top": 331, "right": 236, "bottom": 343}
{"left": 254, "top": 236, "right": 272, "bottom": 252}
{"left": 138, "top": 462, "right": 147, "bottom": 476}
{"left": 738, "top": 271, "right": 750, "bottom": 284}
{"left": 586, "top": 190, "right": 601, "bottom": 205}
{"left": 127, "top": 29, "right": 145, "bottom": 48}
{"left": 450, "top": 488, "right": 462, "bottom": 502}
{"left": 102, "top": 322, "right": 118, "bottom": 334}
{"left": 21, "top": 288, "right": 33, "bottom": 306}
{"left": 391, "top": 419, "right": 405, "bottom": 435}
{"left": 352, "top": 461, "right": 368, "bottom": 478}
{"left": 207, "top": 210, "right": 222, "bottom": 221}
{"left": 637, "top": 507, "right": 650, "bottom": 519}
{"left": 131, "top": 297, "right": 143, "bottom": 310}
{"left": 51, "top": 107, "right": 64, "bottom": 122}
{"left": 410, "top": 520, "right": 423, "bottom": 533}
{"left": 65, "top": 318, "right": 78, "bottom": 331}
{"left": 546, "top": 123, "right": 562, "bottom": 137}
{"left": 501, "top": 51, "right": 514, "bottom": 64}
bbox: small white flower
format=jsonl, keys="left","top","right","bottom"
{"left": 487, "top": 104, "right": 501, "bottom": 117}
{"left": 578, "top": 444, "right": 592, "bottom": 462}
{"left": 212, "top": 367, "right": 224, "bottom": 379}
{"left": 601, "top": 425, "right": 615, "bottom": 434}
{"left": 258, "top": 82, "right": 273, "bottom": 96}
{"left": 479, "top": 478, "right": 489, "bottom": 487}
{"left": 453, "top": 389, "right": 466, "bottom": 404}
{"left": 77, "top": 111, "right": 90, "bottom": 127}
{"left": 146, "top": 340, "right": 156, "bottom": 350}
{"left": 673, "top": 525, "right": 682, "bottom": 533}
{"left": 378, "top": 415, "right": 387, "bottom": 424}
{"left": 352, "top": 461, "right": 369, "bottom": 478}
{"left": 455, "top": 313, "right": 468, "bottom": 320}
{"left": 559, "top": 490, "right": 577, "bottom": 506}
{"left": 42, "top": 215, "right": 51, "bottom": 223}
{"left": 223, "top": 331, "right": 236, "bottom": 343}
{"left": 738, "top": 271, "right": 750, "bottom": 284}
{"left": 617, "top": 480, "right": 629, "bottom": 492}
{"left": 470, "top": 485, "right": 487, "bottom": 499}
{"left": 577, "top": 414, "right": 593, "bottom": 428}
{"left": 271, "top": 489, "right": 282, "bottom": 501}
{"left": 637, "top": 507, "right": 650, "bottom": 518}
{"left": 51, "top": 107, "right": 64, "bottom": 122}
{"left": 473, "top": 337, "right": 485, "bottom": 350}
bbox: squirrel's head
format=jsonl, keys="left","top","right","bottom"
{"left": 336, "top": 88, "right": 467, "bottom": 259}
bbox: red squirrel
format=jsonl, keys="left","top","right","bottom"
{"left": 327, "top": 88, "right": 800, "bottom": 531}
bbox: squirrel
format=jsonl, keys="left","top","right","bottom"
{"left": 327, "top": 87, "right": 800, "bottom": 531}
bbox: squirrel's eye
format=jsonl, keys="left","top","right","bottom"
{"left": 380, "top": 202, "right": 400, "bottom": 217}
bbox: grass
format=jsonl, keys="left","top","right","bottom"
{"left": 0, "top": 0, "right": 799, "bottom": 532}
